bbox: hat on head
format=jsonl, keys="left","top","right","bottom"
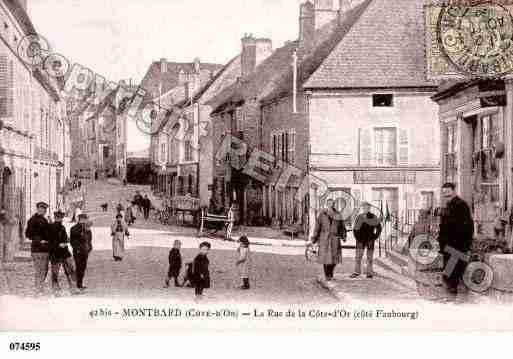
{"left": 199, "top": 241, "right": 211, "bottom": 249}
{"left": 36, "top": 202, "right": 49, "bottom": 209}
{"left": 116, "top": 214, "right": 123, "bottom": 219}
{"left": 78, "top": 213, "right": 88, "bottom": 220}
{"left": 54, "top": 210, "right": 65, "bottom": 218}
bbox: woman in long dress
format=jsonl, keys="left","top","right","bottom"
{"left": 111, "top": 214, "right": 129, "bottom": 261}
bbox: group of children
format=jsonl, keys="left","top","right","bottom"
{"left": 165, "top": 236, "right": 251, "bottom": 297}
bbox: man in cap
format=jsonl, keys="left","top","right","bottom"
{"left": 47, "top": 210, "right": 78, "bottom": 295}
{"left": 70, "top": 213, "right": 93, "bottom": 291}
{"left": 25, "top": 202, "right": 50, "bottom": 294}
{"left": 350, "top": 202, "right": 382, "bottom": 279}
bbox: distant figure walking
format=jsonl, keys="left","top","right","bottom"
{"left": 142, "top": 195, "right": 152, "bottom": 220}
{"left": 111, "top": 214, "right": 129, "bottom": 261}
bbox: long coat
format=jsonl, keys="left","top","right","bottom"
{"left": 192, "top": 254, "right": 210, "bottom": 289}
{"left": 439, "top": 196, "right": 474, "bottom": 252}
{"left": 70, "top": 223, "right": 93, "bottom": 255}
{"left": 111, "top": 220, "right": 129, "bottom": 258}
{"left": 312, "top": 209, "right": 347, "bottom": 265}
{"left": 47, "top": 222, "right": 72, "bottom": 264}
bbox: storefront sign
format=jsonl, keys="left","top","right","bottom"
{"left": 171, "top": 195, "right": 200, "bottom": 211}
{"left": 353, "top": 170, "right": 416, "bottom": 184}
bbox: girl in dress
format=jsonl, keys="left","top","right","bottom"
{"left": 111, "top": 214, "right": 129, "bottom": 261}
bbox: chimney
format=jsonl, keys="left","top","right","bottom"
{"left": 19, "top": 0, "right": 28, "bottom": 12}
{"left": 299, "top": 1, "right": 315, "bottom": 51}
{"left": 241, "top": 34, "right": 273, "bottom": 78}
{"left": 193, "top": 57, "right": 201, "bottom": 73}
{"left": 314, "top": 0, "right": 337, "bottom": 29}
{"left": 160, "top": 58, "right": 167, "bottom": 73}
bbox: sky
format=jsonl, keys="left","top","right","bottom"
{"left": 28, "top": 0, "right": 317, "bottom": 151}
{"left": 29, "top": 0, "right": 307, "bottom": 83}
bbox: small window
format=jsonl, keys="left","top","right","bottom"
{"left": 372, "top": 94, "right": 394, "bottom": 107}
{"left": 4, "top": 23, "right": 8, "bottom": 30}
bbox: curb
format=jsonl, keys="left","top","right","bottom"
{"left": 317, "top": 276, "right": 351, "bottom": 302}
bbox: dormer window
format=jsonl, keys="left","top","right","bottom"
{"left": 372, "top": 94, "right": 394, "bottom": 107}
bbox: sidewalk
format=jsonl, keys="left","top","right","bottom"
{"left": 316, "top": 255, "right": 419, "bottom": 304}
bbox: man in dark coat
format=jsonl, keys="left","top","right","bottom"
{"left": 142, "top": 195, "right": 151, "bottom": 220}
{"left": 70, "top": 214, "right": 93, "bottom": 291}
{"left": 192, "top": 242, "right": 211, "bottom": 297}
{"left": 25, "top": 202, "right": 50, "bottom": 294}
{"left": 47, "top": 210, "right": 77, "bottom": 294}
{"left": 350, "top": 202, "right": 382, "bottom": 279}
{"left": 438, "top": 182, "right": 474, "bottom": 296}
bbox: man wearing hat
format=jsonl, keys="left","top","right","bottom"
{"left": 25, "top": 202, "right": 50, "bottom": 293}
{"left": 350, "top": 202, "right": 382, "bottom": 279}
{"left": 47, "top": 210, "right": 77, "bottom": 294}
{"left": 70, "top": 213, "right": 93, "bottom": 291}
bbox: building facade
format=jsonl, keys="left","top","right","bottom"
{"left": 433, "top": 79, "right": 513, "bottom": 243}
{"left": 0, "top": 0, "right": 70, "bottom": 261}
{"left": 304, "top": 0, "right": 440, "bottom": 236}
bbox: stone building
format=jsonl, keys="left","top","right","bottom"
{"left": 432, "top": 79, "right": 513, "bottom": 243}
{"left": 210, "top": 0, "right": 440, "bottom": 233}
{"left": 147, "top": 58, "right": 226, "bottom": 205}
{"left": 0, "top": 0, "right": 70, "bottom": 261}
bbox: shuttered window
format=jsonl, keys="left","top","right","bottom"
{"left": 359, "top": 128, "right": 373, "bottom": 166}
{"left": 398, "top": 128, "right": 409, "bottom": 165}
{"left": 374, "top": 127, "right": 397, "bottom": 166}
{"left": 0, "top": 54, "right": 14, "bottom": 120}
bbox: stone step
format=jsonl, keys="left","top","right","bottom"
{"left": 386, "top": 249, "right": 409, "bottom": 267}
{"left": 14, "top": 250, "right": 32, "bottom": 263}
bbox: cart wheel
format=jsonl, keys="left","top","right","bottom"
{"left": 305, "top": 243, "right": 318, "bottom": 262}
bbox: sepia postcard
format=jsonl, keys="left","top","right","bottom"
{"left": 1, "top": 0, "right": 513, "bottom": 347}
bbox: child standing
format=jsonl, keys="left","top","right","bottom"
{"left": 236, "top": 236, "right": 251, "bottom": 290}
{"left": 165, "top": 240, "right": 182, "bottom": 288}
{"left": 192, "top": 242, "right": 211, "bottom": 298}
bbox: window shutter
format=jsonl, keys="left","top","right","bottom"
{"left": 285, "top": 131, "right": 289, "bottom": 163}
{"left": 398, "top": 128, "right": 409, "bottom": 165}
{"left": 359, "top": 128, "right": 373, "bottom": 166}
{"left": 0, "top": 54, "right": 14, "bottom": 120}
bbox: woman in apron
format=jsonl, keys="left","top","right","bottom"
{"left": 111, "top": 214, "right": 130, "bottom": 261}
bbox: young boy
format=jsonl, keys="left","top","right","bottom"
{"left": 192, "top": 242, "right": 211, "bottom": 297}
{"left": 236, "top": 236, "right": 251, "bottom": 290}
{"left": 164, "top": 240, "right": 182, "bottom": 287}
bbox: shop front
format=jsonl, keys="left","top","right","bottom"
{"left": 433, "top": 79, "right": 512, "bottom": 244}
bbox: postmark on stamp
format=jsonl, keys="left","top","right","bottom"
{"left": 426, "top": 1, "right": 513, "bottom": 79}
{"left": 438, "top": 2, "right": 513, "bottom": 77}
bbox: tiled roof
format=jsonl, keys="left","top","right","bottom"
{"left": 261, "top": 0, "right": 372, "bottom": 103}
{"left": 140, "top": 61, "right": 224, "bottom": 101}
{"left": 150, "top": 55, "right": 241, "bottom": 135}
{"left": 4, "top": 0, "right": 36, "bottom": 35}
{"left": 304, "top": 0, "right": 437, "bottom": 89}
{"left": 209, "top": 40, "right": 299, "bottom": 113}
{"left": 210, "top": 0, "right": 372, "bottom": 111}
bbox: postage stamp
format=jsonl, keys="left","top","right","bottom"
{"left": 426, "top": 0, "right": 513, "bottom": 78}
